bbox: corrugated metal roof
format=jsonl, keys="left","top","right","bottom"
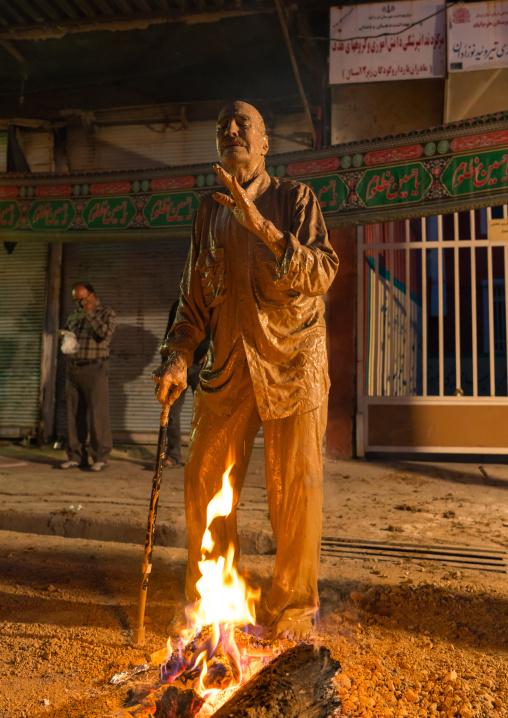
{"left": 0, "top": 1, "right": 275, "bottom": 32}
{"left": 0, "top": 1, "right": 331, "bottom": 126}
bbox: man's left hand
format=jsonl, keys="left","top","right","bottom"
{"left": 81, "top": 294, "right": 97, "bottom": 314}
{"left": 213, "top": 164, "right": 287, "bottom": 261}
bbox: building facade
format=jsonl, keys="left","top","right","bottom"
{"left": 3, "top": 110, "right": 508, "bottom": 457}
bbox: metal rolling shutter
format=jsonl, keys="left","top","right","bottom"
{"left": 56, "top": 239, "right": 194, "bottom": 441}
{"left": 66, "top": 120, "right": 217, "bottom": 172}
{"left": 18, "top": 129, "right": 54, "bottom": 173}
{"left": 0, "top": 131, "right": 7, "bottom": 172}
{"left": 0, "top": 241, "right": 48, "bottom": 436}
{"left": 65, "top": 114, "right": 310, "bottom": 172}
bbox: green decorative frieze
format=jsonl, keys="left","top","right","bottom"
{"left": 144, "top": 193, "right": 199, "bottom": 227}
{"left": 83, "top": 197, "right": 136, "bottom": 229}
{"left": 442, "top": 151, "right": 508, "bottom": 197}
{"left": 4, "top": 111, "right": 508, "bottom": 232}
{"left": 303, "top": 175, "right": 348, "bottom": 213}
{"left": 28, "top": 200, "right": 76, "bottom": 230}
{"left": 0, "top": 201, "right": 21, "bottom": 229}
{"left": 357, "top": 163, "right": 432, "bottom": 208}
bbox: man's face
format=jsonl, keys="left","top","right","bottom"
{"left": 72, "top": 285, "right": 95, "bottom": 312}
{"left": 216, "top": 102, "right": 268, "bottom": 174}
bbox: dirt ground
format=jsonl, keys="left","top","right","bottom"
{"left": 0, "top": 449, "right": 507, "bottom": 718}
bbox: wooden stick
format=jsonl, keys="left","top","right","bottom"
{"left": 132, "top": 403, "right": 171, "bottom": 645}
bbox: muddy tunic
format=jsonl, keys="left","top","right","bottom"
{"left": 160, "top": 170, "right": 339, "bottom": 417}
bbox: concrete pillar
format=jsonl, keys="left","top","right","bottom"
{"left": 39, "top": 242, "right": 63, "bottom": 443}
{"left": 326, "top": 226, "right": 357, "bottom": 459}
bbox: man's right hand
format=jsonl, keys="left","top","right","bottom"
{"left": 152, "top": 353, "right": 188, "bottom": 410}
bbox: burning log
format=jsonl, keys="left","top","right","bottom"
{"left": 154, "top": 686, "right": 204, "bottom": 718}
{"left": 109, "top": 641, "right": 338, "bottom": 718}
{"left": 210, "top": 643, "right": 341, "bottom": 718}
{"left": 161, "top": 625, "right": 277, "bottom": 692}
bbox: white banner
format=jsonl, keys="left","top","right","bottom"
{"left": 329, "top": 2, "right": 446, "bottom": 84}
{"left": 448, "top": 1, "right": 508, "bottom": 72}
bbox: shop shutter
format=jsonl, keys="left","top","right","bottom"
{"left": 0, "top": 241, "right": 48, "bottom": 436}
{"left": 0, "top": 131, "right": 7, "bottom": 172}
{"left": 18, "top": 129, "right": 54, "bottom": 172}
{"left": 56, "top": 239, "right": 194, "bottom": 442}
{"left": 65, "top": 113, "right": 310, "bottom": 172}
{"left": 66, "top": 120, "right": 217, "bottom": 172}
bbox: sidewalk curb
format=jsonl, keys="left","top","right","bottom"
{"left": 0, "top": 510, "right": 277, "bottom": 556}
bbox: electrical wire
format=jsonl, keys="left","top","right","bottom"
{"left": 301, "top": 1, "right": 458, "bottom": 43}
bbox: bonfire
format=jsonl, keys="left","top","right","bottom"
{"left": 109, "top": 463, "right": 340, "bottom": 718}
{"left": 158, "top": 463, "right": 276, "bottom": 713}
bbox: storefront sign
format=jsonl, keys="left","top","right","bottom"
{"left": 442, "top": 151, "right": 508, "bottom": 195}
{"left": 356, "top": 163, "right": 432, "bottom": 207}
{"left": 488, "top": 218, "right": 508, "bottom": 240}
{"left": 329, "top": 1, "right": 446, "bottom": 84}
{"left": 304, "top": 175, "right": 348, "bottom": 212}
{"left": 144, "top": 193, "right": 199, "bottom": 227}
{"left": 0, "top": 200, "right": 20, "bottom": 228}
{"left": 448, "top": 1, "right": 508, "bottom": 72}
{"left": 28, "top": 200, "right": 76, "bottom": 230}
{"left": 83, "top": 197, "right": 136, "bottom": 229}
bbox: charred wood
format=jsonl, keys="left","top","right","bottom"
{"left": 154, "top": 685, "right": 204, "bottom": 718}
{"left": 210, "top": 644, "right": 341, "bottom": 717}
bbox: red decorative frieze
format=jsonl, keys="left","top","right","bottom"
{"left": 150, "top": 176, "right": 196, "bottom": 190}
{"left": 0, "top": 187, "right": 18, "bottom": 197}
{"left": 286, "top": 158, "right": 340, "bottom": 176}
{"left": 35, "top": 185, "right": 73, "bottom": 197}
{"left": 450, "top": 130, "right": 508, "bottom": 152}
{"left": 1, "top": 108, "right": 508, "bottom": 231}
{"left": 364, "top": 146, "right": 424, "bottom": 165}
{"left": 90, "top": 182, "right": 132, "bottom": 195}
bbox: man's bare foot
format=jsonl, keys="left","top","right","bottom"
{"left": 267, "top": 614, "right": 314, "bottom": 642}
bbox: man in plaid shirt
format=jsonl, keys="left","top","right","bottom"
{"left": 60, "top": 281, "right": 116, "bottom": 471}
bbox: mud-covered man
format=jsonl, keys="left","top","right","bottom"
{"left": 153, "top": 101, "right": 339, "bottom": 640}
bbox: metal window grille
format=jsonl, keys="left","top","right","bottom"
{"left": 359, "top": 204, "right": 508, "bottom": 400}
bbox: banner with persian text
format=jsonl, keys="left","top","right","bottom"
{"left": 448, "top": 0, "right": 508, "bottom": 72}
{"left": 3, "top": 111, "right": 508, "bottom": 231}
{"left": 329, "top": 1, "right": 446, "bottom": 84}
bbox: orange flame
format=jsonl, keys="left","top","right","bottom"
{"left": 181, "top": 463, "right": 261, "bottom": 696}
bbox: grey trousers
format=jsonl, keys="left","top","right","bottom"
{"left": 66, "top": 359, "right": 113, "bottom": 464}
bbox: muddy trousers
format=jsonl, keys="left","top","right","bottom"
{"left": 184, "top": 364, "right": 327, "bottom": 625}
{"left": 65, "top": 359, "right": 113, "bottom": 464}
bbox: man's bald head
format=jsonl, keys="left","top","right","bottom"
{"left": 216, "top": 101, "right": 269, "bottom": 181}
{"left": 217, "top": 101, "right": 266, "bottom": 135}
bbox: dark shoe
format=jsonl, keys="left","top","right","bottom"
{"left": 164, "top": 458, "right": 185, "bottom": 469}
{"left": 90, "top": 461, "right": 109, "bottom": 471}
{"left": 60, "top": 460, "right": 79, "bottom": 469}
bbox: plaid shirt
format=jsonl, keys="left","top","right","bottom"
{"left": 65, "top": 300, "right": 116, "bottom": 360}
